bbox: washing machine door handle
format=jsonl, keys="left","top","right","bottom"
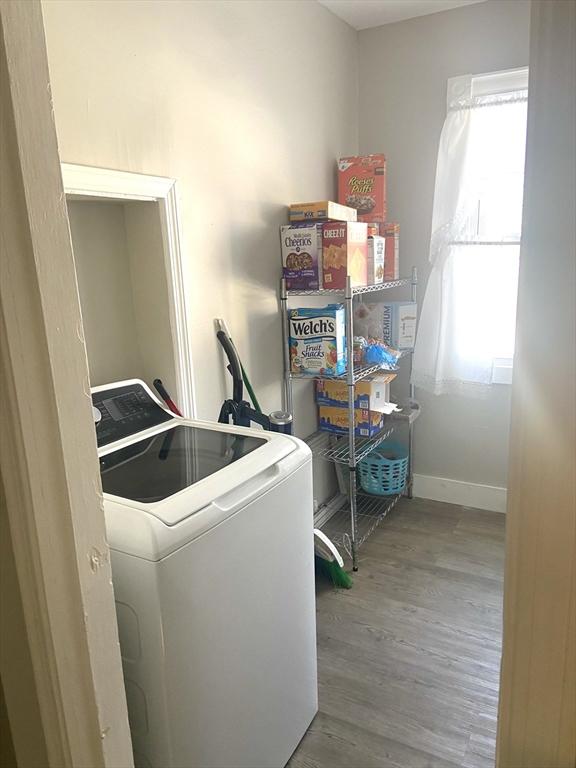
{"left": 210, "top": 464, "right": 282, "bottom": 513}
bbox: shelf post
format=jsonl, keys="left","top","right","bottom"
{"left": 407, "top": 266, "right": 418, "bottom": 499}
{"left": 280, "top": 278, "right": 293, "bottom": 418}
{"left": 345, "top": 275, "right": 358, "bottom": 571}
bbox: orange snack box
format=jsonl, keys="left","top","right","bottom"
{"left": 380, "top": 222, "right": 400, "bottom": 280}
{"left": 338, "top": 154, "right": 387, "bottom": 222}
{"left": 322, "top": 222, "right": 368, "bottom": 290}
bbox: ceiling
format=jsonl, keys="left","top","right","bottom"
{"left": 318, "top": 0, "right": 488, "bottom": 30}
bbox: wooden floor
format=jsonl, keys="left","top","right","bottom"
{"left": 289, "top": 498, "right": 506, "bottom": 768}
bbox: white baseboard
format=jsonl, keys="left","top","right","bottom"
{"left": 412, "top": 474, "right": 507, "bottom": 513}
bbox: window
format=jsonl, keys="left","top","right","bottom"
{"left": 412, "top": 68, "right": 528, "bottom": 395}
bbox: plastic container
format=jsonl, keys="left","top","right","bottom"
{"left": 358, "top": 441, "right": 408, "bottom": 496}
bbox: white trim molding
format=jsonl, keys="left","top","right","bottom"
{"left": 61, "top": 163, "right": 196, "bottom": 418}
{"left": 413, "top": 474, "right": 507, "bottom": 513}
{"left": 61, "top": 162, "right": 173, "bottom": 201}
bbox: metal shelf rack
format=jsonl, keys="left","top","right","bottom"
{"left": 280, "top": 267, "right": 418, "bottom": 571}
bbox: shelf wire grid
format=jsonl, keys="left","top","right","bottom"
{"left": 290, "top": 361, "right": 393, "bottom": 384}
{"left": 286, "top": 277, "right": 411, "bottom": 297}
{"left": 318, "top": 491, "right": 404, "bottom": 559}
{"left": 306, "top": 423, "right": 396, "bottom": 465}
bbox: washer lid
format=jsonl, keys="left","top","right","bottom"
{"left": 99, "top": 424, "right": 268, "bottom": 505}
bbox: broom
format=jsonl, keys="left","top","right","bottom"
{"left": 314, "top": 529, "right": 353, "bottom": 589}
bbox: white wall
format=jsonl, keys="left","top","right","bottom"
{"left": 358, "top": 0, "right": 531, "bottom": 489}
{"left": 43, "top": 0, "right": 358, "bottom": 442}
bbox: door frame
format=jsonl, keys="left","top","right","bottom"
{"left": 0, "top": 1, "right": 134, "bottom": 764}
{"left": 61, "top": 162, "right": 196, "bottom": 418}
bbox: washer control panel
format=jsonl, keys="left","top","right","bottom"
{"left": 92, "top": 381, "right": 173, "bottom": 447}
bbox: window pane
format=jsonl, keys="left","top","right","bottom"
{"left": 452, "top": 244, "right": 519, "bottom": 365}
{"left": 466, "top": 101, "right": 528, "bottom": 241}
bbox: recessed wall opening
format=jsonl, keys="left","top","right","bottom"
{"left": 62, "top": 164, "right": 195, "bottom": 417}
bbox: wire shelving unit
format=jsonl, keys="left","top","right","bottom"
{"left": 280, "top": 267, "right": 419, "bottom": 571}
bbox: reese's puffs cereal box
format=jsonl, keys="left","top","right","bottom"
{"left": 322, "top": 222, "right": 368, "bottom": 290}
{"left": 338, "top": 155, "right": 387, "bottom": 222}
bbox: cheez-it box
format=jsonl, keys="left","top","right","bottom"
{"left": 322, "top": 222, "right": 368, "bottom": 290}
{"left": 338, "top": 155, "right": 387, "bottom": 222}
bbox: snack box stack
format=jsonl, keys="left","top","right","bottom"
{"left": 318, "top": 406, "right": 385, "bottom": 438}
{"left": 282, "top": 200, "right": 364, "bottom": 291}
{"left": 336, "top": 155, "right": 402, "bottom": 282}
{"left": 316, "top": 374, "right": 396, "bottom": 410}
{"left": 316, "top": 373, "right": 399, "bottom": 437}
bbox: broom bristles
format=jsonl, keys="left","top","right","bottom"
{"left": 315, "top": 556, "right": 353, "bottom": 589}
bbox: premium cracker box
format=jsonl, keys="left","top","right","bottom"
{"left": 380, "top": 222, "right": 400, "bottom": 280}
{"left": 322, "top": 221, "right": 368, "bottom": 290}
{"left": 367, "top": 235, "right": 385, "bottom": 285}
{"left": 338, "top": 155, "right": 387, "bottom": 222}
{"left": 280, "top": 223, "right": 323, "bottom": 291}
{"left": 315, "top": 372, "right": 396, "bottom": 411}
{"left": 354, "top": 301, "right": 417, "bottom": 350}
{"left": 288, "top": 304, "right": 346, "bottom": 376}
{"left": 382, "top": 302, "right": 417, "bottom": 349}
{"left": 318, "top": 405, "right": 385, "bottom": 438}
{"left": 289, "top": 200, "right": 357, "bottom": 223}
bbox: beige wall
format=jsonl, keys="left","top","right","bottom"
{"left": 68, "top": 200, "right": 143, "bottom": 386}
{"left": 68, "top": 198, "right": 179, "bottom": 399}
{"left": 42, "top": 0, "right": 359, "bottom": 440}
{"left": 358, "top": 0, "right": 531, "bottom": 487}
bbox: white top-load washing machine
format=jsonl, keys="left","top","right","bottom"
{"left": 92, "top": 380, "right": 318, "bottom": 768}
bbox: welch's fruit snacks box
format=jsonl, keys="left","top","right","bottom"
{"left": 289, "top": 305, "right": 346, "bottom": 376}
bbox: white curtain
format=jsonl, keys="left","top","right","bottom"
{"left": 412, "top": 73, "right": 528, "bottom": 396}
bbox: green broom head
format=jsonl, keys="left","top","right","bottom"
{"left": 313, "top": 529, "right": 353, "bottom": 589}
{"left": 316, "top": 555, "right": 353, "bottom": 589}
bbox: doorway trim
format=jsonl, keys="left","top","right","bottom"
{"left": 61, "top": 163, "right": 196, "bottom": 417}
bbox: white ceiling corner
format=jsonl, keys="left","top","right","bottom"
{"left": 317, "top": 0, "right": 489, "bottom": 30}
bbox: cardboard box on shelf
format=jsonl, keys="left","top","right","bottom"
{"left": 382, "top": 302, "right": 417, "bottom": 349}
{"left": 338, "top": 154, "right": 387, "bottom": 222}
{"left": 367, "top": 236, "right": 385, "bottom": 284}
{"left": 289, "top": 304, "right": 346, "bottom": 376}
{"left": 380, "top": 222, "right": 400, "bottom": 280}
{"left": 315, "top": 372, "right": 396, "bottom": 411}
{"left": 289, "top": 200, "right": 357, "bottom": 223}
{"left": 354, "top": 301, "right": 417, "bottom": 350}
{"left": 280, "top": 223, "right": 323, "bottom": 291}
{"left": 318, "top": 405, "right": 387, "bottom": 438}
{"left": 322, "top": 221, "right": 368, "bottom": 290}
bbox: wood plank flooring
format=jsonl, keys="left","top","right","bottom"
{"left": 289, "top": 498, "right": 505, "bottom": 768}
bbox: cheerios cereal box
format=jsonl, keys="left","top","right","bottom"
{"left": 322, "top": 221, "right": 368, "bottom": 290}
{"left": 280, "top": 223, "right": 323, "bottom": 291}
{"left": 338, "top": 155, "right": 387, "bottom": 222}
{"left": 289, "top": 305, "right": 346, "bottom": 376}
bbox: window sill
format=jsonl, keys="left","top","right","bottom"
{"left": 492, "top": 360, "right": 513, "bottom": 385}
